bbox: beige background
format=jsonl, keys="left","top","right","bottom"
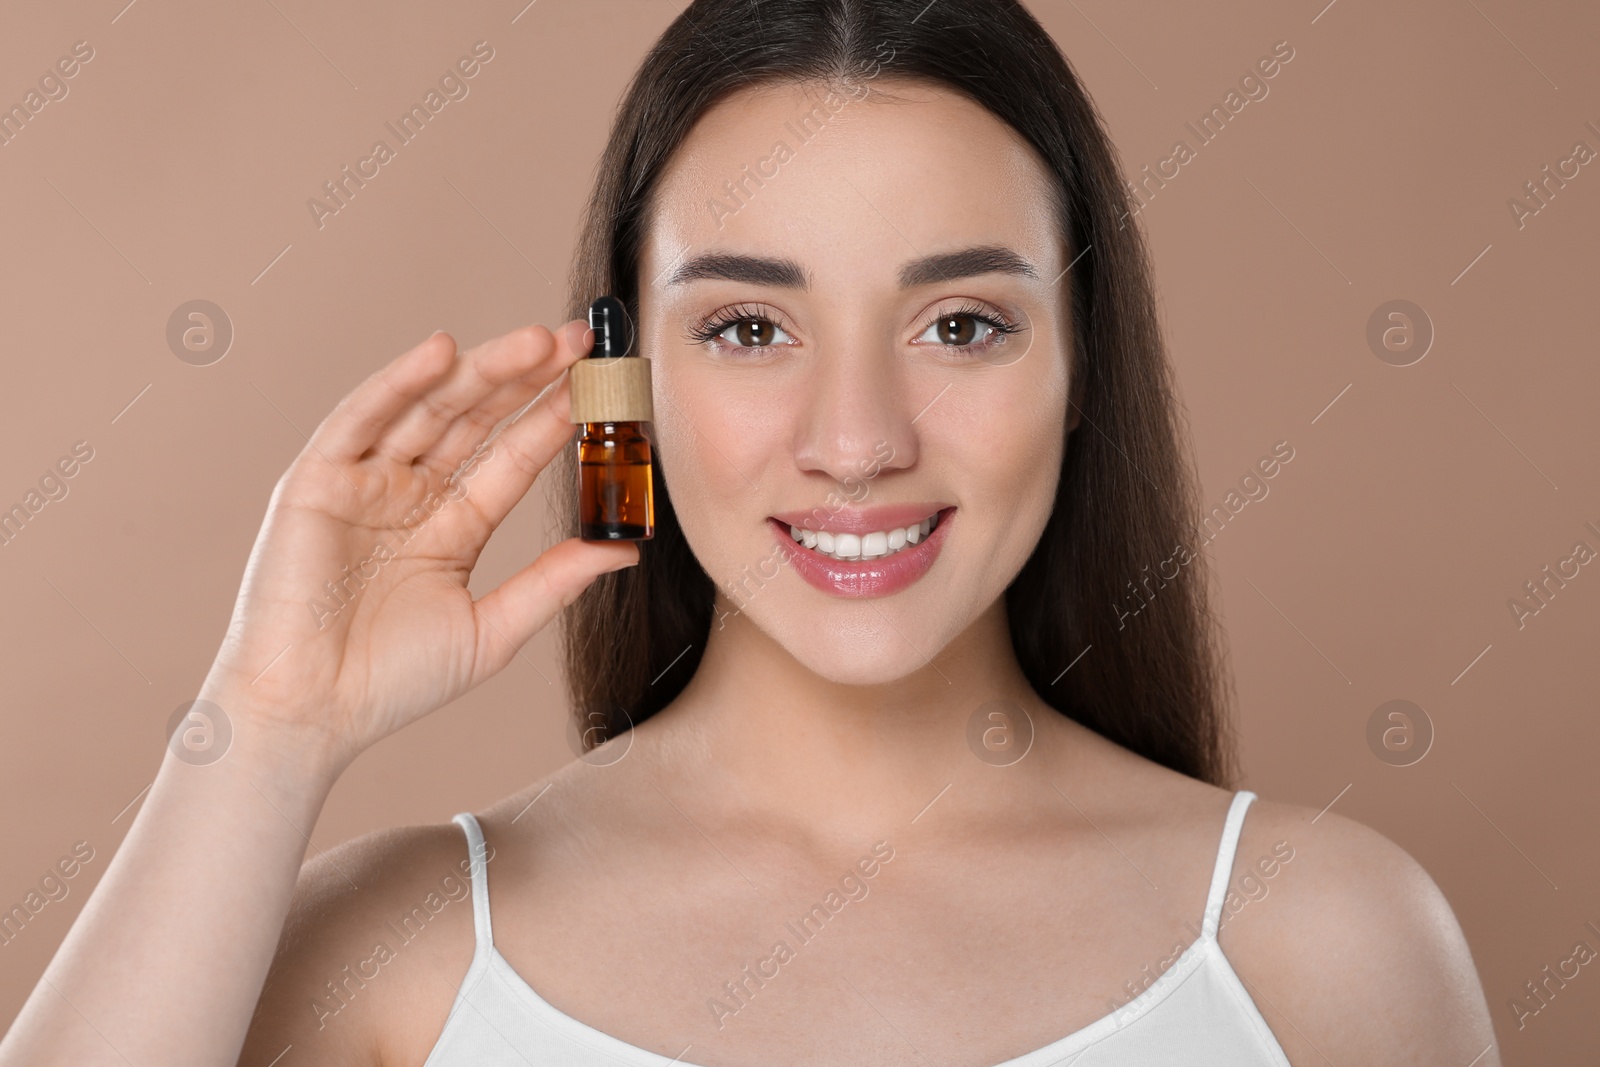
{"left": 1, "top": 0, "right": 1596, "bottom": 1060}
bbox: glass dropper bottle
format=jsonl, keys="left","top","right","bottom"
{"left": 570, "top": 295, "right": 655, "bottom": 541}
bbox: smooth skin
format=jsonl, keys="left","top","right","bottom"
{"left": 1, "top": 80, "right": 1499, "bottom": 1067}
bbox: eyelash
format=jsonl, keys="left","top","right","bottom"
{"left": 686, "top": 301, "right": 1023, "bottom": 357}
{"left": 686, "top": 302, "right": 784, "bottom": 348}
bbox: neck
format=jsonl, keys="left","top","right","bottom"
{"left": 648, "top": 595, "right": 1064, "bottom": 843}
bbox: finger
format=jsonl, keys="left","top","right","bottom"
{"left": 414, "top": 321, "right": 592, "bottom": 476}
{"left": 470, "top": 537, "right": 639, "bottom": 679}
{"left": 311, "top": 331, "right": 458, "bottom": 463}
{"left": 450, "top": 371, "right": 583, "bottom": 532}
{"left": 375, "top": 319, "right": 589, "bottom": 466}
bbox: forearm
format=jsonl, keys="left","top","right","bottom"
{"left": 0, "top": 709, "right": 341, "bottom": 1067}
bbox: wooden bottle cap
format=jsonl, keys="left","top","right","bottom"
{"left": 569, "top": 356, "right": 654, "bottom": 423}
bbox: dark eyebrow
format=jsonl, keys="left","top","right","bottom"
{"left": 666, "top": 252, "right": 808, "bottom": 288}
{"left": 662, "top": 244, "right": 1037, "bottom": 290}
{"left": 898, "top": 245, "right": 1037, "bottom": 287}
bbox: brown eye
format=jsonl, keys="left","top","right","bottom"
{"left": 915, "top": 308, "right": 1014, "bottom": 353}
{"left": 733, "top": 318, "right": 776, "bottom": 347}
{"left": 934, "top": 315, "right": 979, "bottom": 346}
{"left": 699, "top": 313, "right": 795, "bottom": 354}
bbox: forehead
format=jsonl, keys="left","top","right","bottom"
{"left": 644, "top": 78, "right": 1063, "bottom": 286}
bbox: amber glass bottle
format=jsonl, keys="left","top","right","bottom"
{"left": 571, "top": 296, "right": 654, "bottom": 541}
{"left": 578, "top": 421, "right": 654, "bottom": 539}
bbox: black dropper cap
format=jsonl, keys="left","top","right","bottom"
{"left": 587, "top": 296, "right": 633, "bottom": 358}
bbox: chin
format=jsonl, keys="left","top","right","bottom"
{"left": 752, "top": 596, "right": 953, "bottom": 688}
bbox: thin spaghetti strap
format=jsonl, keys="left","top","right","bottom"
{"left": 451, "top": 812, "right": 494, "bottom": 950}
{"left": 1201, "top": 790, "right": 1257, "bottom": 939}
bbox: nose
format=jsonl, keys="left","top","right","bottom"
{"left": 791, "top": 339, "right": 919, "bottom": 486}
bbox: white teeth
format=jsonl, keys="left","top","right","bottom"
{"left": 786, "top": 513, "right": 941, "bottom": 561}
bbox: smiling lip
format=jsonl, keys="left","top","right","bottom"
{"left": 770, "top": 503, "right": 952, "bottom": 535}
{"left": 767, "top": 505, "right": 954, "bottom": 598}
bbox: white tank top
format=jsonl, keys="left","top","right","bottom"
{"left": 422, "top": 789, "right": 1290, "bottom": 1066}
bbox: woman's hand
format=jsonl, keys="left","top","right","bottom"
{"left": 200, "top": 320, "right": 636, "bottom": 776}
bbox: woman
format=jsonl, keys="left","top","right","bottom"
{"left": 2, "top": 1, "right": 1498, "bottom": 1064}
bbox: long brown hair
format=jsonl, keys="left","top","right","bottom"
{"left": 554, "top": 0, "right": 1236, "bottom": 785}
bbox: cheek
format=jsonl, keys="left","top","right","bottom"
{"left": 941, "top": 359, "right": 1067, "bottom": 557}
{"left": 1018, "top": 381, "right": 1070, "bottom": 523}
{"left": 986, "top": 415, "right": 1063, "bottom": 533}
{"left": 653, "top": 363, "right": 790, "bottom": 556}
{"left": 655, "top": 367, "right": 781, "bottom": 483}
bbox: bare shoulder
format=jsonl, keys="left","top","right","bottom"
{"left": 237, "top": 817, "right": 482, "bottom": 1066}
{"left": 1219, "top": 795, "right": 1500, "bottom": 1066}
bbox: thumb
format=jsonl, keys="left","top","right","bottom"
{"left": 471, "top": 537, "right": 639, "bottom": 675}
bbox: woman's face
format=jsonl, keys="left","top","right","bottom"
{"left": 637, "top": 78, "right": 1074, "bottom": 687}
